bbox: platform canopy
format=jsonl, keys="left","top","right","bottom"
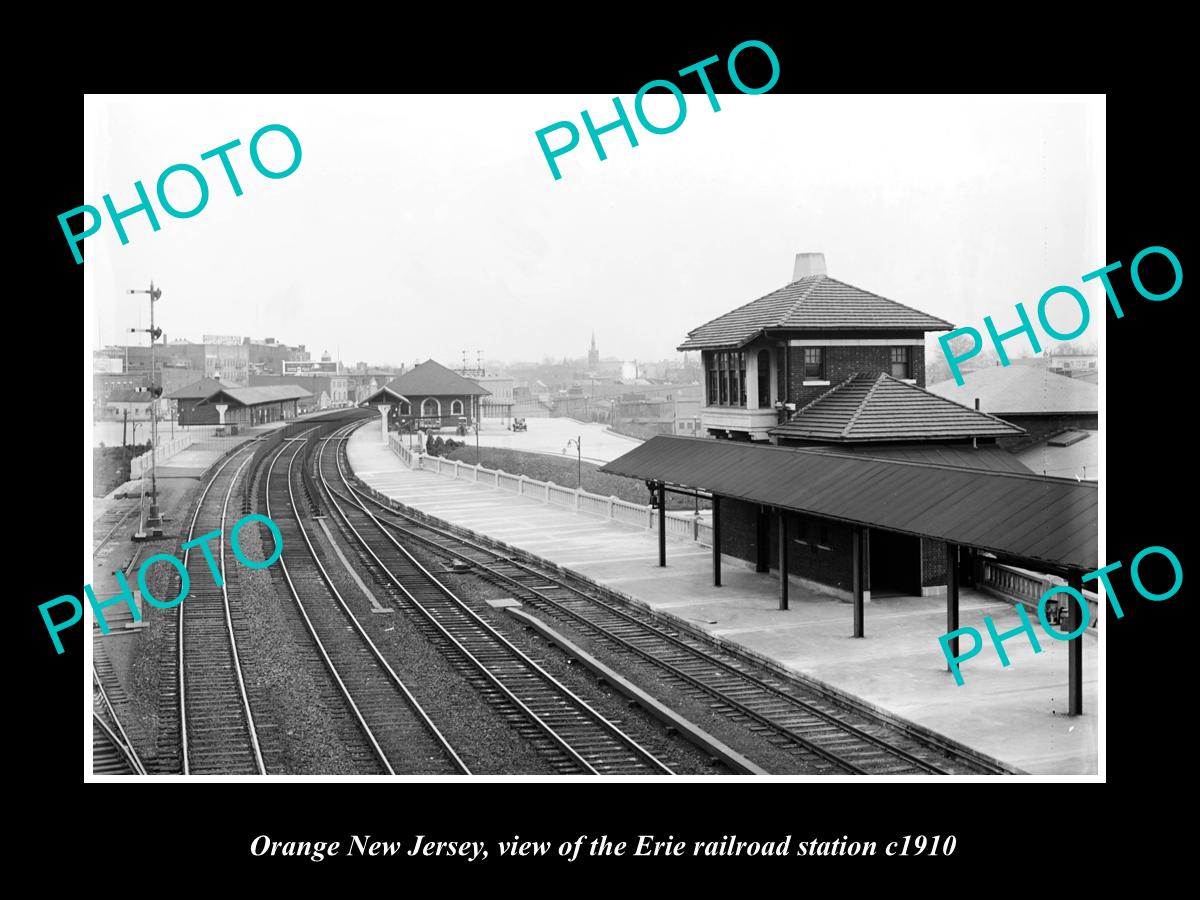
{"left": 600, "top": 435, "right": 1097, "bottom": 574}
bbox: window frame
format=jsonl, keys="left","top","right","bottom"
{"left": 890, "top": 346, "right": 912, "bottom": 380}
{"left": 756, "top": 349, "right": 772, "bottom": 408}
{"left": 803, "top": 347, "right": 825, "bottom": 381}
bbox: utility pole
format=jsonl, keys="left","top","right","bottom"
{"left": 129, "top": 280, "right": 164, "bottom": 539}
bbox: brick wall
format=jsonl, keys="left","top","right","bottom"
{"left": 719, "top": 498, "right": 854, "bottom": 592}
{"left": 785, "top": 344, "right": 927, "bottom": 407}
{"left": 921, "top": 538, "right": 948, "bottom": 587}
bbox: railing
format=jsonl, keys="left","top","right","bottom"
{"left": 980, "top": 561, "right": 1099, "bottom": 630}
{"left": 129, "top": 434, "right": 195, "bottom": 478}
{"left": 387, "top": 435, "right": 707, "bottom": 542}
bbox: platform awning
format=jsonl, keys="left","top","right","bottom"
{"left": 600, "top": 436, "right": 1097, "bottom": 574}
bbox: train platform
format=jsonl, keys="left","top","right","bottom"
{"left": 347, "top": 425, "right": 1099, "bottom": 776}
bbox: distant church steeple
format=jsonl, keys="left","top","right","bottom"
{"left": 588, "top": 331, "right": 599, "bottom": 368}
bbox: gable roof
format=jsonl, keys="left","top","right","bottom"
{"left": 678, "top": 274, "right": 954, "bottom": 350}
{"left": 167, "top": 376, "right": 229, "bottom": 400}
{"left": 769, "top": 373, "right": 1025, "bottom": 442}
{"left": 927, "top": 365, "right": 1098, "bottom": 416}
{"left": 202, "top": 385, "right": 312, "bottom": 406}
{"left": 361, "top": 384, "right": 412, "bottom": 405}
{"left": 377, "top": 360, "right": 491, "bottom": 397}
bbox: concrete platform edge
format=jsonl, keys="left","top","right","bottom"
{"left": 374, "top": 492, "right": 1027, "bottom": 776}
{"left": 506, "top": 606, "right": 768, "bottom": 776}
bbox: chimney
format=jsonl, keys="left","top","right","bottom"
{"left": 793, "top": 252, "right": 827, "bottom": 281}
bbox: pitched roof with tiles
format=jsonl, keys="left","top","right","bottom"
{"left": 769, "top": 373, "right": 1025, "bottom": 442}
{"left": 926, "top": 365, "right": 1098, "bottom": 416}
{"left": 678, "top": 275, "right": 954, "bottom": 350}
{"left": 374, "top": 360, "right": 491, "bottom": 398}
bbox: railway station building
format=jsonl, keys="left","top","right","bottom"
{"left": 604, "top": 252, "right": 1098, "bottom": 711}
{"left": 168, "top": 380, "right": 311, "bottom": 427}
{"left": 362, "top": 360, "right": 491, "bottom": 432}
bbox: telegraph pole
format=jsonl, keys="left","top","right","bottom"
{"left": 129, "top": 280, "right": 164, "bottom": 538}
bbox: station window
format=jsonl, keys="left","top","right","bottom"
{"left": 891, "top": 346, "right": 912, "bottom": 379}
{"left": 803, "top": 348, "right": 825, "bottom": 380}
{"left": 757, "top": 349, "right": 772, "bottom": 407}
{"left": 706, "top": 351, "right": 747, "bottom": 408}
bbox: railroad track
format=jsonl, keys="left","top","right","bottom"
{"left": 93, "top": 500, "right": 141, "bottom": 557}
{"left": 335, "top": 424, "right": 1013, "bottom": 776}
{"left": 92, "top": 657, "right": 147, "bottom": 776}
{"left": 317, "top": 425, "right": 673, "bottom": 776}
{"left": 263, "top": 433, "right": 469, "bottom": 775}
{"left": 178, "top": 442, "right": 266, "bottom": 775}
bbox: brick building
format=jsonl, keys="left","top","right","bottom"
{"left": 666, "top": 252, "right": 1039, "bottom": 600}
{"left": 362, "top": 360, "right": 490, "bottom": 431}
{"left": 250, "top": 372, "right": 349, "bottom": 410}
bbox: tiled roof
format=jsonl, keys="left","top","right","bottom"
{"left": 207, "top": 385, "right": 313, "bottom": 406}
{"left": 678, "top": 275, "right": 954, "bottom": 350}
{"left": 927, "top": 366, "right": 1097, "bottom": 415}
{"left": 376, "top": 360, "right": 491, "bottom": 397}
{"left": 770, "top": 373, "right": 1025, "bottom": 442}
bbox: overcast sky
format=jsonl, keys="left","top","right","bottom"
{"left": 85, "top": 94, "right": 1102, "bottom": 369}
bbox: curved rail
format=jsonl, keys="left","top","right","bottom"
{"left": 320, "top": 426, "right": 673, "bottom": 776}
{"left": 339, "top": 423, "right": 1012, "bottom": 776}
{"left": 92, "top": 663, "right": 147, "bottom": 776}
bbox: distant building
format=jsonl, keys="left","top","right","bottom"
{"left": 362, "top": 359, "right": 490, "bottom": 431}
{"left": 1048, "top": 351, "right": 1098, "bottom": 378}
{"left": 588, "top": 332, "right": 600, "bottom": 368}
{"left": 169, "top": 380, "right": 310, "bottom": 427}
{"left": 93, "top": 355, "right": 123, "bottom": 374}
{"left": 478, "top": 374, "right": 515, "bottom": 420}
{"left": 611, "top": 392, "right": 703, "bottom": 439}
{"left": 245, "top": 337, "right": 309, "bottom": 375}
{"left": 110, "top": 336, "right": 251, "bottom": 385}
{"left": 250, "top": 373, "right": 349, "bottom": 410}
{"left": 103, "top": 389, "right": 156, "bottom": 418}
{"left": 283, "top": 358, "right": 340, "bottom": 375}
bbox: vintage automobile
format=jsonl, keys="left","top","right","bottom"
{"left": 511, "top": 417, "right": 527, "bottom": 432}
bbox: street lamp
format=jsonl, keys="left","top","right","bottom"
{"left": 473, "top": 419, "right": 481, "bottom": 466}
{"left": 128, "top": 280, "right": 164, "bottom": 539}
{"left": 565, "top": 435, "right": 582, "bottom": 489}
